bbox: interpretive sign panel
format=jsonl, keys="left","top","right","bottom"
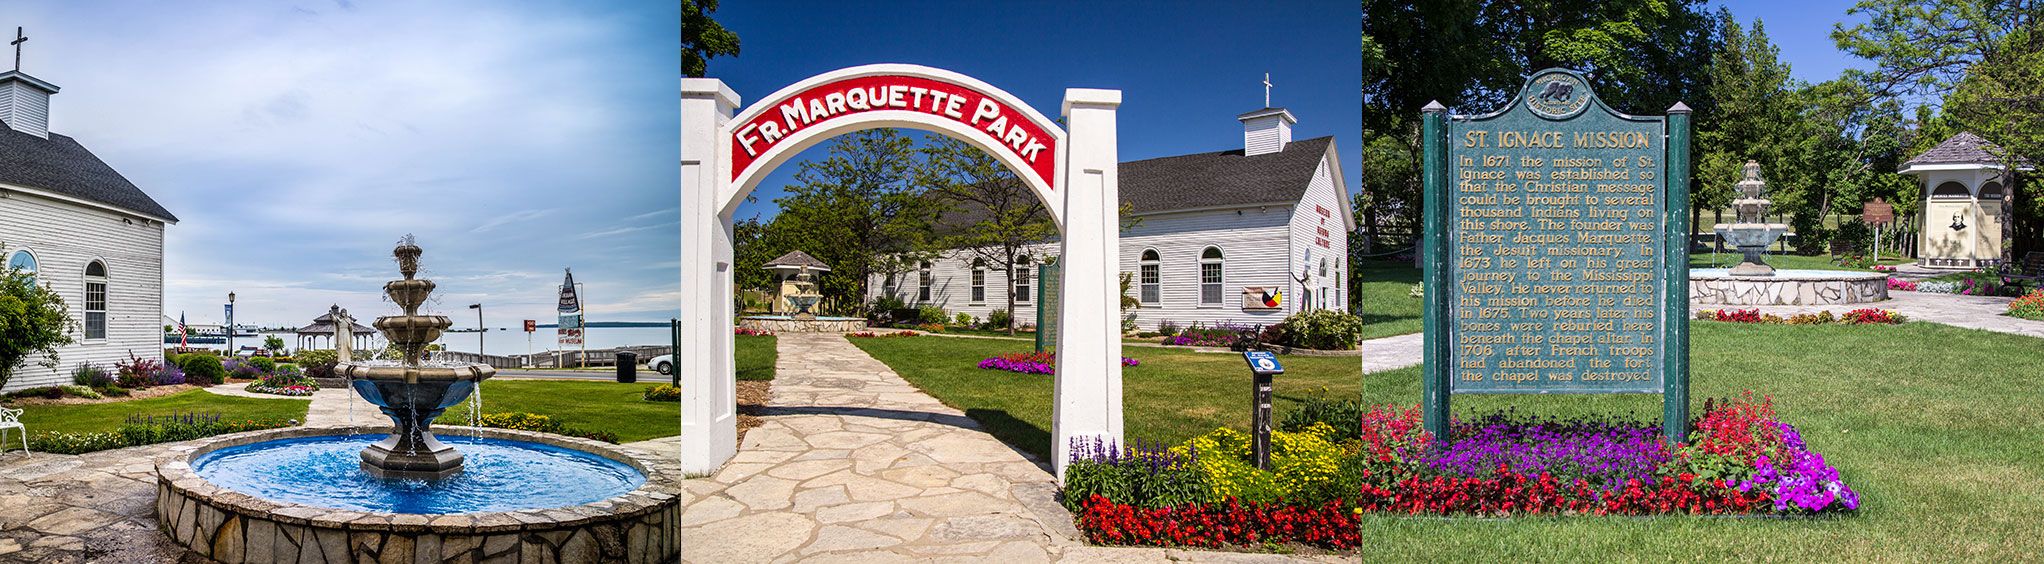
{"left": 1446, "top": 69, "right": 1668, "bottom": 394}
{"left": 1421, "top": 68, "right": 1693, "bottom": 441}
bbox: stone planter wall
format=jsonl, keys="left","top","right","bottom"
{"left": 737, "top": 317, "right": 868, "bottom": 333}
{"left": 155, "top": 426, "right": 682, "bottom": 563}
{"left": 1690, "top": 272, "right": 1890, "bottom": 305}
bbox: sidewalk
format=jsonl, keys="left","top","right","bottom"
{"left": 678, "top": 332, "right": 1346, "bottom": 563}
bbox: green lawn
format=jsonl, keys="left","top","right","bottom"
{"left": 15, "top": 389, "right": 309, "bottom": 435}
{"left": 854, "top": 323, "right": 2044, "bottom": 560}
{"left": 483, "top": 334, "right": 775, "bottom": 442}
{"left": 476, "top": 380, "right": 678, "bottom": 442}
{"left": 1357, "top": 259, "right": 1423, "bottom": 340}
{"left": 735, "top": 335, "right": 778, "bottom": 381}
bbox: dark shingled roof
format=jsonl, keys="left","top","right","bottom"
{"left": 0, "top": 117, "right": 177, "bottom": 222}
{"left": 1903, "top": 131, "right": 2031, "bottom": 169}
{"left": 1119, "top": 136, "right": 1332, "bottom": 214}
{"left": 764, "top": 250, "right": 831, "bottom": 270}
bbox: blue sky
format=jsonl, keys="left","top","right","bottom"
{"left": 1713, "top": 0, "right": 1870, "bottom": 83}
{"left": 708, "top": 0, "right": 1362, "bottom": 222}
{"left": 9, "top": 0, "right": 679, "bottom": 328}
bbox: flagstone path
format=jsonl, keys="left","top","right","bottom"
{"left": 679, "top": 332, "right": 1348, "bottom": 563}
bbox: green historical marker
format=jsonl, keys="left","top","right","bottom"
{"left": 1421, "top": 68, "right": 1693, "bottom": 444}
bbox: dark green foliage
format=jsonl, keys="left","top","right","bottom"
{"left": 1279, "top": 395, "right": 1364, "bottom": 443}
{"left": 1275, "top": 310, "right": 1367, "bottom": 350}
{"left": 0, "top": 244, "right": 76, "bottom": 390}
{"left": 248, "top": 357, "right": 277, "bottom": 373}
{"left": 682, "top": 0, "right": 740, "bottom": 78}
{"left": 179, "top": 354, "right": 226, "bottom": 386}
{"left": 1060, "top": 456, "right": 1210, "bottom": 512}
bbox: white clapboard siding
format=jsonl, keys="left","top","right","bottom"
{"left": 0, "top": 188, "right": 167, "bottom": 390}
{"left": 1243, "top": 117, "right": 1289, "bottom": 157}
{"left": 1285, "top": 154, "right": 1352, "bottom": 313}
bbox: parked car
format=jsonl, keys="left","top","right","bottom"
{"left": 648, "top": 354, "right": 674, "bottom": 375}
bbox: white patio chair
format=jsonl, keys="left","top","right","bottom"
{"left": 0, "top": 407, "right": 27, "bottom": 458}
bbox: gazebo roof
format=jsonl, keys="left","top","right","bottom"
{"left": 294, "top": 310, "right": 375, "bottom": 335}
{"left": 763, "top": 250, "right": 831, "bottom": 271}
{"left": 1902, "top": 132, "right": 2035, "bottom": 171}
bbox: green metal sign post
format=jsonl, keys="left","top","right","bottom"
{"left": 1420, "top": 68, "right": 1694, "bottom": 445}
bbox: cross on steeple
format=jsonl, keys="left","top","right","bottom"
{"left": 1262, "top": 73, "right": 1273, "bottom": 108}
{"left": 10, "top": 27, "right": 24, "bottom": 72}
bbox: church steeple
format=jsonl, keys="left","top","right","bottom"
{"left": 0, "top": 26, "right": 59, "bottom": 139}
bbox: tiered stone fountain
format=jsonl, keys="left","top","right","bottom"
{"left": 1713, "top": 161, "right": 1793, "bottom": 276}
{"left": 337, "top": 237, "right": 496, "bottom": 478}
{"left": 154, "top": 237, "right": 680, "bottom": 563}
{"left": 1691, "top": 161, "right": 1890, "bottom": 305}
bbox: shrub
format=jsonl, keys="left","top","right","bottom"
{"left": 28, "top": 412, "right": 296, "bottom": 454}
{"left": 1155, "top": 319, "right": 1180, "bottom": 337}
{"left": 953, "top": 312, "right": 976, "bottom": 327}
{"left": 249, "top": 357, "right": 277, "bottom": 373}
{"left": 642, "top": 384, "right": 681, "bottom": 402}
{"left": 1278, "top": 394, "right": 1363, "bottom": 442}
{"left": 71, "top": 363, "right": 114, "bottom": 388}
{"left": 153, "top": 365, "right": 187, "bottom": 386}
{"left": 57, "top": 385, "right": 102, "bottom": 399}
{"left": 917, "top": 306, "right": 948, "bottom": 325}
{"left": 295, "top": 349, "right": 339, "bottom": 380}
{"left": 179, "top": 354, "right": 226, "bottom": 386}
{"left": 1275, "top": 310, "right": 1365, "bottom": 350}
{"left": 2009, "top": 289, "right": 2044, "bottom": 321}
{"left": 116, "top": 354, "right": 168, "bottom": 388}
{"left": 223, "top": 358, "right": 265, "bottom": 380}
{"left": 473, "top": 412, "right": 620, "bottom": 443}
{"left": 986, "top": 309, "right": 1012, "bottom": 330}
{"left": 5, "top": 386, "right": 66, "bottom": 399}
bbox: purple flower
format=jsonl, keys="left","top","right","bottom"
{"left": 1736, "top": 422, "right": 1858, "bottom": 513}
{"left": 1420, "top": 412, "right": 1670, "bottom": 488}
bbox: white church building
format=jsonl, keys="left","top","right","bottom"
{"left": 0, "top": 68, "right": 176, "bottom": 390}
{"left": 871, "top": 106, "right": 1352, "bottom": 331}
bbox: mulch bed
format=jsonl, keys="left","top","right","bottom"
{"left": 2, "top": 384, "right": 202, "bottom": 406}
{"left": 734, "top": 380, "right": 773, "bottom": 442}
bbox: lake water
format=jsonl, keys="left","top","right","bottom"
{"left": 179, "top": 326, "right": 673, "bottom": 357}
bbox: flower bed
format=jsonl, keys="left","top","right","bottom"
{"left": 848, "top": 330, "right": 919, "bottom": 338}
{"left": 1062, "top": 394, "right": 1857, "bottom": 550}
{"left": 1696, "top": 308, "right": 1904, "bottom": 325}
{"left": 244, "top": 365, "right": 320, "bottom": 396}
{"left": 1887, "top": 277, "right": 1917, "bottom": 291}
{"left": 977, "top": 351, "right": 1138, "bottom": 375}
{"left": 2009, "top": 290, "right": 2044, "bottom": 321}
{"left": 735, "top": 327, "right": 775, "bottom": 336}
{"left": 29, "top": 412, "right": 298, "bottom": 455}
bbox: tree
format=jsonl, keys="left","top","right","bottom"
{"left": 682, "top": 0, "right": 740, "bottom": 78}
{"left": 769, "top": 129, "right": 935, "bottom": 312}
{"left": 923, "top": 137, "right": 1057, "bottom": 335}
{"left": 1696, "top": 15, "right": 1799, "bottom": 227}
{"left": 264, "top": 335, "right": 286, "bottom": 355}
{"left": 0, "top": 245, "right": 75, "bottom": 389}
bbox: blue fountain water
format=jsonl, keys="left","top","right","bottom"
{"left": 193, "top": 435, "right": 644, "bottom": 514}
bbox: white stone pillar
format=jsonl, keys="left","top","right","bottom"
{"left": 681, "top": 78, "right": 740, "bottom": 475}
{"left": 1052, "top": 88, "right": 1124, "bottom": 479}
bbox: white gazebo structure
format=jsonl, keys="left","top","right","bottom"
{"left": 292, "top": 308, "right": 378, "bottom": 352}
{"left": 762, "top": 250, "right": 831, "bottom": 314}
{"left": 1901, "top": 132, "right": 2034, "bottom": 269}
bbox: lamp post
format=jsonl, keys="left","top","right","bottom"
{"left": 226, "top": 292, "right": 236, "bottom": 356}
{"left": 468, "top": 303, "right": 484, "bottom": 359}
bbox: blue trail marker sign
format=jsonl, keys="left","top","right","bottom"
{"left": 1420, "top": 68, "right": 1693, "bottom": 443}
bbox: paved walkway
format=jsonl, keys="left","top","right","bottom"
{"left": 680, "top": 332, "right": 1345, "bottom": 563}
{"left": 3, "top": 383, "right": 412, "bottom": 562}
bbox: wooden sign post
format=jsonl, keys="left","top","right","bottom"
{"left": 1421, "top": 68, "right": 1693, "bottom": 444}
{"left": 1864, "top": 198, "right": 1895, "bottom": 261}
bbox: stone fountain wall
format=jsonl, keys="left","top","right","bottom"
{"left": 1690, "top": 272, "right": 1890, "bottom": 305}
{"left": 738, "top": 316, "right": 867, "bottom": 333}
{"left": 155, "top": 427, "right": 682, "bottom": 563}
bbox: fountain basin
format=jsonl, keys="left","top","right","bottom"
{"left": 1690, "top": 268, "right": 1890, "bottom": 305}
{"left": 155, "top": 426, "right": 681, "bottom": 563}
{"left": 738, "top": 314, "right": 868, "bottom": 333}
